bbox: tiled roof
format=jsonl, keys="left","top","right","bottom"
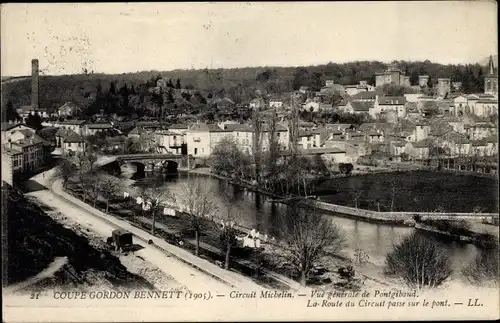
{"left": 351, "top": 101, "right": 371, "bottom": 111}
{"left": 322, "top": 84, "right": 345, "bottom": 92}
{"left": 59, "top": 101, "right": 80, "bottom": 111}
{"left": 471, "top": 139, "right": 488, "bottom": 147}
{"left": 87, "top": 123, "right": 113, "bottom": 129}
{"left": 280, "top": 147, "right": 345, "bottom": 156}
{"left": 59, "top": 120, "right": 86, "bottom": 125}
{"left": 485, "top": 135, "right": 498, "bottom": 143}
{"left": 189, "top": 123, "right": 228, "bottom": 132}
{"left": 11, "top": 133, "right": 47, "bottom": 147}
{"left": 128, "top": 127, "right": 144, "bottom": 135}
{"left": 224, "top": 124, "right": 253, "bottom": 132}
{"left": 413, "top": 138, "right": 434, "bottom": 148}
{"left": 64, "top": 130, "right": 84, "bottom": 143}
{"left": 262, "top": 123, "right": 288, "bottom": 132}
{"left": 378, "top": 96, "right": 406, "bottom": 105}
{"left": 168, "top": 124, "right": 188, "bottom": 130}
{"left": 466, "top": 95, "right": 480, "bottom": 100}
{"left": 325, "top": 123, "right": 353, "bottom": 131}
{"left": 476, "top": 99, "right": 498, "bottom": 104}
{"left": 319, "top": 103, "right": 333, "bottom": 110}
{"left": 392, "top": 141, "right": 407, "bottom": 147}
{"left": 352, "top": 91, "right": 377, "bottom": 100}
{"left": 406, "top": 102, "right": 419, "bottom": 111}
{"left": 0, "top": 122, "right": 33, "bottom": 131}
{"left": 3, "top": 146, "right": 22, "bottom": 155}
{"left": 350, "top": 132, "right": 366, "bottom": 138}
{"left": 18, "top": 106, "right": 34, "bottom": 113}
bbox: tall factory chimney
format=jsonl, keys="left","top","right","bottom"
{"left": 31, "top": 59, "right": 39, "bottom": 110}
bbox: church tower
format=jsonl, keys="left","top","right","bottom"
{"left": 484, "top": 55, "right": 498, "bottom": 97}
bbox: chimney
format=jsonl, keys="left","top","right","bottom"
{"left": 31, "top": 59, "right": 39, "bottom": 110}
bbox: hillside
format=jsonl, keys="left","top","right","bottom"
{"left": 1, "top": 60, "right": 488, "bottom": 116}
{"left": 2, "top": 182, "right": 154, "bottom": 291}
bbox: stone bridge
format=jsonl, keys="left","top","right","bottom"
{"left": 94, "top": 153, "right": 194, "bottom": 171}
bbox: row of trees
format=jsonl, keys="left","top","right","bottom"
{"left": 56, "top": 154, "right": 497, "bottom": 289}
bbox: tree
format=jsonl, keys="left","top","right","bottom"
{"left": 352, "top": 189, "right": 362, "bottom": 208}
{"left": 378, "top": 84, "right": 417, "bottom": 96}
{"left": 100, "top": 175, "right": 122, "bottom": 213}
{"left": 389, "top": 180, "right": 397, "bottom": 211}
{"left": 211, "top": 136, "right": 246, "bottom": 176}
{"left": 175, "top": 78, "right": 181, "bottom": 89}
{"left": 57, "top": 159, "right": 76, "bottom": 188}
{"left": 385, "top": 232, "right": 452, "bottom": 290}
{"left": 218, "top": 188, "right": 239, "bottom": 270}
{"left": 83, "top": 171, "right": 101, "bottom": 207}
{"left": 75, "top": 152, "right": 91, "bottom": 202}
{"left": 178, "top": 178, "right": 218, "bottom": 256}
{"left": 86, "top": 148, "right": 98, "bottom": 173}
{"left": 339, "top": 163, "right": 354, "bottom": 176}
{"left": 26, "top": 112, "right": 41, "bottom": 130}
{"left": 5, "top": 100, "right": 20, "bottom": 121}
{"left": 278, "top": 205, "right": 344, "bottom": 286}
{"left": 262, "top": 111, "right": 281, "bottom": 191}
{"left": 251, "top": 109, "right": 263, "bottom": 183}
{"left": 292, "top": 67, "right": 310, "bottom": 90}
{"left": 141, "top": 185, "right": 173, "bottom": 236}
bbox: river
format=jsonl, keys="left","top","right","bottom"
{"left": 126, "top": 168, "right": 481, "bottom": 280}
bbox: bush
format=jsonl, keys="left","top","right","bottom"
{"left": 385, "top": 232, "right": 452, "bottom": 290}
{"left": 339, "top": 163, "right": 354, "bottom": 176}
{"left": 462, "top": 242, "right": 499, "bottom": 287}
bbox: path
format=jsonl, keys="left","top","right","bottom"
{"left": 4, "top": 257, "right": 68, "bottom": 294}
{"left": 135, "top": 216, "right": 305, "bottom": 291}
{"left": 27, "top": 169, "right": 237, "bottom": 293}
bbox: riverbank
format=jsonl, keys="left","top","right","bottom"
{"left": 182, "top": 168, "right": 499, "bottom": 229}
{"left": 63, "top": 171, "right": 393, "bottom": 291}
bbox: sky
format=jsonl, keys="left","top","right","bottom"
{"left": 1, "top": 2, "right": 497, "bottom": 76}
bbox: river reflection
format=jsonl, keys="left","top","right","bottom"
{"left": 131, "top": 171, "right": 479, "bottom": 277}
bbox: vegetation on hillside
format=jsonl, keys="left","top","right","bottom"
{"left": 2, "top": 60, "right": 490, "bottom": 122}
{"left": 2, "top": 182, "right": 154, "bottom": 290}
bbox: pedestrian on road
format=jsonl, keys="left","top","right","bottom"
{"left": 43, "top": 172, "right": 45, "bottom": 179}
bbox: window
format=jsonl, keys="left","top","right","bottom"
{"left": 194, "top": 148, "right": 198, "bottom": 155}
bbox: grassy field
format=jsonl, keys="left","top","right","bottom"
{"left": 312, "top": 170, "right": 499, "bottom": 213}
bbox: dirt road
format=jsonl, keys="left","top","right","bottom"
{"left": 27, "top": 169, "right": 233, "bottom": 293}
{"left": 4, "top": 257, "right": 68, "bottom": 294}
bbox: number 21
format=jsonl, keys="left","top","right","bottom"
{"left": 30, "top": 292, "right": 40, "bottom": 299}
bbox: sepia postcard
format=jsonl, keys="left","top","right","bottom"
{"left": 1, "top": 2, "right": 499, "bottom": 322}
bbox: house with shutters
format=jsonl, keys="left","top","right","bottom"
{"left": 370, "top": 96, "right": 407, "bottom": 119}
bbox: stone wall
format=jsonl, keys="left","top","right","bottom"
{"left": 309, "top": 200, "right": 499, "bottom": 224}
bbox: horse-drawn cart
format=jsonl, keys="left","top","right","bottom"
{"left": 107, "top": 229, "right": 133, "bottom": 252}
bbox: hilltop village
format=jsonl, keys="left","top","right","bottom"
{"left": 2, "top": 57, "right": 498, "bottom": 184}
{"left": 2, "top": 57, "right": 499, "bottom": 297}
